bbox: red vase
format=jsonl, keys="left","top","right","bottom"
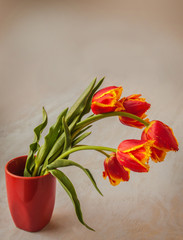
{"left": 5, "top": 155, "right": 56, "bottom": 232}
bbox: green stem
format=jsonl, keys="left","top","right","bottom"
{"left": 73, "top": 144, "right": 110, "bottom": 158}
{"left": 71, "top": 111, "right": 149, "bottom": 140}
{"left": 58, "top": 145, "right": 116, "bottom": 160}
{"left": 76, "top": 112, "right": 149, "bottom": 131}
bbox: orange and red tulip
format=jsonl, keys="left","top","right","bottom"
{"left": 116, "top": 139, "right": 153, "bottom": 172}
{"left": 103, "top": 153, "right": 130, "bottom": 186}
{"left": 141, "top": 120, "right": 179, "bottom": 162}
{"left": 118, "top": 94, "right": 150, "bottom": 128}
{"left": 91, "top": 86, "right": 123, "bottom": 114}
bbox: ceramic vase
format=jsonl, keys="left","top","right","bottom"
{"left": 5, "top": 155, "right": 56, "bottom": 232}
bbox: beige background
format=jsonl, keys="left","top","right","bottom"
{"left": 0, "top": 0, "right": 183, "bottom": 239}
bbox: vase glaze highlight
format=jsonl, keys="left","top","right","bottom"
{"left": 5, "top": 155, "right": 56, "bottom": 232}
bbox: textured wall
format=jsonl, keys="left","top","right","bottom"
{"left": 0, "top": 1, "right": 183, "bottom": 239}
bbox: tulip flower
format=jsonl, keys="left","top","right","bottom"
{"left": 116, "top": 139, "right": 153, "bottom": 172}
{"left": 103, "top": 153, "right": 130, "bottom": 186}
{"left": 118, "top": 94, "right": 150, "bottom": 128}
{"left": 91, "top": 86, "right": 123, "bottom": 114}
{"left": 141, "top": 120, "right": 179, "bottom": 162}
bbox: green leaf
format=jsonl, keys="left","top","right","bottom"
{"left": 33, "top": 108, "right": 68, "bottom": 176}
{"left": 72, "top": 125, "right": 92, "bottom": 140}
{"left": 72, "top": 132, "right": 91, "bottom": 146}
{"left": 62, "top": 116, "right": 72, "bottom": 153}
{"left": 43, "top": 78, "right": 104, "bottom": 171}
{"left": 24, "top": 107, "right": 48, "bottom": 177}
{"left": 42, "top": 115, "right": 80, "bottom": 171}
{"left": 47, "top": 158, "right": 103, "bottom": 196}
{"left": 49, "top": 169, "right": 95, "bottom": 231}
{"left": 65, "top": 78, "right": 97, "bottom": 124}
{"left": 81, "top": 77, "right": 105, "bottom": 117}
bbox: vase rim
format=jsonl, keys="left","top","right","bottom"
{"left": 5, "top": 155, "right": 51, "bottom": 179}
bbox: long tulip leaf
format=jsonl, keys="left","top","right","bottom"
{"left": 43, "top": 79, "right": 103, "bottom": 169}
{"left": 71, "top": 125, "right": 92, "bottom": 140}
{"left": 47, "top": 158, "right": 103, "bottom": 196}
{"left": 81, "top": 77, "right": 105, "bottom": 117}
{"left": 33, "top": 108, "right": 68, "bottom": 176}
{"left": 72, "top": 132, "right": 91, "bottom": 146}
{"left": 42, "top": 115, "right": 80, "bottom": 172}
{"left": 24, "top": 107, "right": 48, "bottom": 176}
{"left": 49, "top": 169, "right": 95, "bottom": 231}
{"left": 62, "top": 116, "right": 72, "bottom": 153}
{"left": 65, "top": 78, "right": 97, "bottom": 124}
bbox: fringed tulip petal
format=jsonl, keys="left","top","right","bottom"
{"left": 123, "top": 94, "right": 151, "bottom": 116}
{"left": 117, "top": 139, "right": 152, "bottom": 172}
{"left": 91, "top": 86, "right": 123, "bottom": 114}
{"left": 141, "top": 120, "right": 178, "bottom": 163}
{"left": 103, "top": 153, "right": 130, "bottom": 186}
{"left": 142, "top": 120, "right": 179, "bottom": 151}
{"left": 119, "top": 116, "right": 149, "bottom": 129}
{"left": 117, "top": 152, "right": 150, "bottom": 172}
{"left": 117, "top": 139, "right": 151, "bottom": 152}
{"left": 150, "top": 147, "right": 167, "bottom": 162}
{"left": 118, "top": 94, "right": 151, "bottom": 128}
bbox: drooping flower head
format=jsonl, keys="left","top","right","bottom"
{"left": 116, "top": 139, "right": 153, "bottom": 172}
{"left": 103, "top": 153, "right": 130, "bottom": 186}
{"left": 91, "top": 86, "right": 123, "bottom": 114}
{"left": 118, "top": 94, "right": 151, "bottom": 128}
{"left": 141, "top": 120, "right": 179, "bottom": 162}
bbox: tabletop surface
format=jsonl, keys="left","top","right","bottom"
{"left": 0, "top": 1, "right": 183, "bottom": 239}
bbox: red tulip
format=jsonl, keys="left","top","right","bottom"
{"left": 118, "top": 94, "right": 150, "bottom": 128}
{"left": 141, "top": 120, "right": 179, "bottom": 162}
{"left": 103, "top": 153, "right": 130, "bottom": 186}
{"left": 116, "top": 139, "right": 153, "bottom": 172}
{"left": 91, "top": 86, "right": 123, "bottom": 114}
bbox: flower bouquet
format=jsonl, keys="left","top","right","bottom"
{"left": 6, "top": 78, "right": 179, "bottom": 231}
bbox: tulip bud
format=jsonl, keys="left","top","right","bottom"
{"left": 141, "top": 120, "right": 179, "bottom": 162}
{"left": 91, "top": 86, "right": 123, "bottom": 114}
{"left": 103, "top": 153, "right": 130, "bottom": 186}
{"left": 118, "top": 94, "right": 150, "bottom": 128}
{"left": 116, "top": 139, "right": 153, "bottom": 172}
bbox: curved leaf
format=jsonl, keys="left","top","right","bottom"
{"left": 44, "top": 115, "right": 80, "bottom": 166}
{"left": 49, "top": 169, "right": 95, "bottom": 231}
{"left": 24, "top": 107, "right": 48, "bottom": 177}
{"left": 81, "top": 77, "right": 104, "bottom": 117}
{"left": 65, "top": 78, "right": 97, "bottom": 124}
{"left": 62, "top": 116, "right": 72, "bottom": 153}
{"left": 44, "top": 78, "right": 105, "bottom": 169}
{"left": 72, "top": 132, "right": 91, "bottom": 146}
{"left": 33, "top": 108, "right": 68, "bottom": 176}
{"left": 47, "top": 158, "right": 103, "bottom": 196}
{"left": 71, "top": 125, "right": 92, "bottom": 141}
